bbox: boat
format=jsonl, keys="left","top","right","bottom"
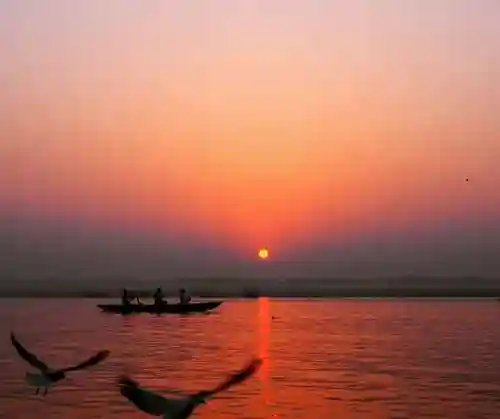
{"left": 97, "top": 301, "right": 223, "bottom": 315}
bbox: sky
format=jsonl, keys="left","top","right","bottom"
{"left": 1, "top": 0, "right": 500, "bottom": 280}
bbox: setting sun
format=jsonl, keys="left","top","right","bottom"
{"left": 258, "top": 248, "right": 269, "bottom": 259}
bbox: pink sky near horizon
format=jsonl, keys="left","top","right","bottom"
{"left": 1, "top": 0, "right": 500, "bottom": 264}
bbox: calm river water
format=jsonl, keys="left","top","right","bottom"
{"left": 0, "top": 298, "right": 499, "bottom": 418}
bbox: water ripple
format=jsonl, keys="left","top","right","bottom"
{"left": 0, "top": 298, "right": 499, "bottom": 418}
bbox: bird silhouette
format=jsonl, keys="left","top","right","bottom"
{"left": 10, "top": 332, "right": 110, "bottom": 395}
{"left": 119, "top": 357, "right": 262, "bottom": 419}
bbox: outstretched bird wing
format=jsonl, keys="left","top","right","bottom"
{"left": 10, "top": 332, "right": 49, "bottom": 372}
{"left": 118, "top": 375, "right": 182, "bottom": 416}
{"left": 204, "top": 358, "right": 262, "bottom": 397}
{"left": 59, "top": 350, "right": 110, "bottom": 373}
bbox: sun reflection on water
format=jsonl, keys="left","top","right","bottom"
{"left": 258, "top": 297, "right": 273, "bottom": 415}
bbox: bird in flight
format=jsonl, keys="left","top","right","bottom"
{"left": 119, "top": 357, "right": 262, "bottom": 419}
{"left": 10, "top": 332, "right": 110, "bottom": 395}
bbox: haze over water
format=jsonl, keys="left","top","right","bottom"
{"left": 1, "top": 298, "right": 499, "bottom": 418}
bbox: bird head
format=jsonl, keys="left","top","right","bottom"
{"left": 118, "top": 375, "right": 138, "bottom": 397}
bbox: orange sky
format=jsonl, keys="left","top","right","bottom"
{"left": 1, "top": 1, "right": 500, "bottom": 275}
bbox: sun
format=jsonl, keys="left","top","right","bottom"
{"left": 258, "top": 247, "right": 269, "bottom": 259}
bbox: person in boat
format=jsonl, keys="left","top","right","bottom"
{"left": 121, "top": 288, "right": 133, "bottom": 306}
{"left": 179, "top": 288, "right": 191, "bottom": 304}
{"left": 153, "top": 287, "right": 167, "bottom": 307}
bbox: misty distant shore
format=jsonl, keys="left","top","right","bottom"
{"left": 0, "top": 277, "right": 499, "bottom": 299}
{"left": 0, "top": 290, "right": 499, "bottom": 299}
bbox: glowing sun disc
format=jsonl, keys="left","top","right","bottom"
{"left": 258, "top": 248, "right": 269, "bottom": 259}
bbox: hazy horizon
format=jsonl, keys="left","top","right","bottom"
{"left": 2, "top": 1, "right": 500, "bottom": 280}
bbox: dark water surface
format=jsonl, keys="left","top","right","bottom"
{"left": 0, "top": 298, "right": 499, "bottom": 418}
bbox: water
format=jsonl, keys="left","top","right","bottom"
{"left": 0, "top": 298, "right": 499, "bottom": 418}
